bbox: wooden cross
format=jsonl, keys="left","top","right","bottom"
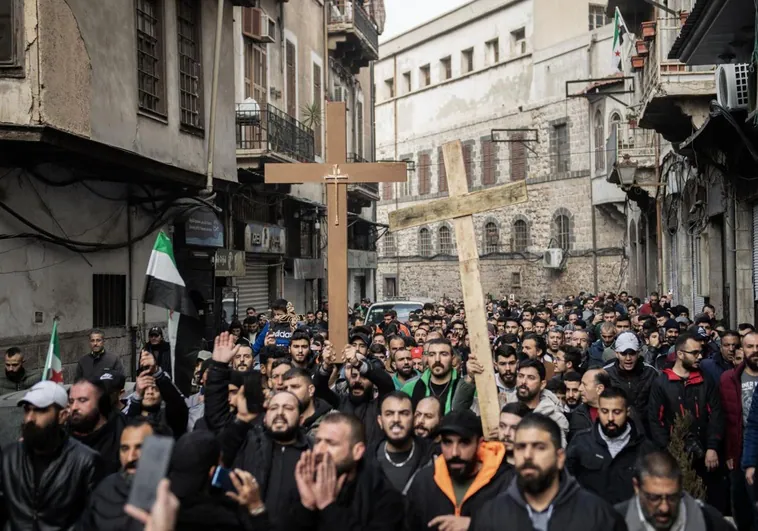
{"left": 388, "top": 141, "right": 528, "bottom": 438}
{"left": 265, "top": 102, "right": 407, "bottom": 359}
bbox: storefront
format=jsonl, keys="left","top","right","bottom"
{"left": 237, "top": 221, "right": 286, "bottom": 315}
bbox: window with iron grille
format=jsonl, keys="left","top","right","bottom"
{"left": 513, "top": 219, "right": 528, "bottom": 252}
{"left": 0, "top": 0, "right": 24, "bottom": 74}
{"left": 418, "top": 152, "right": 431, "bottom": 195}
{"left": 484, "top": 222, "right": 499, "bottom": 253}
{"left": 136, "top": 0, "right": 166, "bottom": 115}
{"left": 550, "top": 123, "right": 570, "bottom": 174}
{"left": 419, "top": 228, "right": 432, "bottom": 257}
{"left": 589, "top": 5, "right": 608, "bottom": 30}
{"left": 553, "top": 214, "right": 571, "bottom": 250}
{"left": 93, "top": 274, "right": 127, "bottom": 328}
{"left": 438, "top": 147, "right": 448, "bottom": 193}
{"left": 383, "top": 232, "right": 396, "bottom": 256}
{"left": 178, "top": 0, "right": 203, "bottom": 129}
{"left": 439, "top": 225, "right": 454, "bottom": 255}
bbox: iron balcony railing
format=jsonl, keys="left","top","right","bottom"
{"left": 327, "top": 1, "right": 379, "bottom": 53}
{"left": 346, "top": 153, "right": 379, "bottom": 195}
{"left": 235, "top": 103, "right": 315, "bottom": 163}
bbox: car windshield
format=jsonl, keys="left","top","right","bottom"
{"left": 367, "top": 303, "right": 423, "bottom": 324}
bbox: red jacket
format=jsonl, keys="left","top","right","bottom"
{"left": 720, "top": 363, "right": 747, "bottom": 463}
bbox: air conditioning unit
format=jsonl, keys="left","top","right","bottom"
{"left": 543, "top": 248, "right": 563, "bottom": 269}
{"left": 716, "top": 63, "right": 749, "bottom": 111}
{"left": 242, "top": 7, "right": 276, "bottom": 43}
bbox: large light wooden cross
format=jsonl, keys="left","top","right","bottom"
{"left": 265, "top": 102, "right": 407, "bottom": 359}
{"left": 388, "top": 141, "right": 528, "bottom": 437}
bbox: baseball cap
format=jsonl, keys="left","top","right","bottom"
{"left": 348, "top": 331, "right": 370, "bottom": 347}
{"left": 437, "top": 410, "right": 484, "bottom": 439}
{"left": 149, "top": 326, "right": 163, "bottom": 337}
{"left": 18, "top": 381, "right": 68, "bottom": 409}
{"left": 410, "top": 347, "right": 424, "bottom": 359}
{"left": 99, "top": 369, "right": 126, "bottom": 395}
{"left": 663, "top": 319, "right": 680, "bottom": 331}
{"left": 615, "top": 332, "right": 640, "bottom": 353}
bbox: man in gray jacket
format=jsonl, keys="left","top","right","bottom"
{"left": 0, "top": 347, "right": 40, "bottom": 393}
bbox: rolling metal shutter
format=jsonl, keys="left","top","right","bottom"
{"left": 237, "top": 255, "right": 270, "bottom": 315}
{"left": 753, "top": 204, "right": 758, "bottom": 300}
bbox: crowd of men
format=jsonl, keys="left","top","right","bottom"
{"left": 1, "top": 291, "right": 755, "bottom": 530}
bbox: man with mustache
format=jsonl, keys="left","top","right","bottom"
{"left": 0, "top": 347, "right": 40, "bottom": 392}
{"left": 79, "top": 417, "right": 172, "bottom": 531}
{"left": 220, "top": 390, "right": 310, "bottom": 528}
{"left": 402, "top": 338, "right": 461, "bottom": 415}
{"left": 515, "top": 358, "right": 569, "bottom": 447}
{"left": 453, "top": 346, "right": 518, "bottom": 415}
{"left": 314, "top": 340, "right": 394, "bottom": 446}
{"left": 370, "top": 391, "right": 434, "bottom": 492}
{"left": 471, "top": 413, "right": 625, "bottom": 531}
{"left": 563, "top": 371, "right": 582, "bottom": 412}
{"left": 283, "top": 367, "right": 334, "bottom": 442}
{"left": 391, "top": 347, "right": 421, "bottom": 390}
{"left": 414, "top": 396, "right": 443, "bottom": 440}
{"left": 615, "top": 451, "right": 731, "bottom": 531}
{"left": 569, "top": 368, "right": 611, "bottom": 442}
{"left": 499, "top": 402, "right": 531, "bottom": 465}
{"left": 566, "top": 387, "right": 656, "bottom": 504}
{"left": 289, "top": 330, "right": 315, "bottom": 373}
{"left": 232, "top": 344, "right": 254, "bottom": 372}
{"left": 406, "top": 410, "right": 514, "bottom": 531}
{"left": 2, "top": 381, "right": 102, "bottom": 529}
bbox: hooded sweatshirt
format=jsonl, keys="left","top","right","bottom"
{"left": 532, "top": 389, "right": 570, "bottom": 448}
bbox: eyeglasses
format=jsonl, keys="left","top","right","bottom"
{"left": 679, "top": 349, "right": 703, "bottom": 357}
{"left": 641, "top": 490, "right": 681, "bottom": 507}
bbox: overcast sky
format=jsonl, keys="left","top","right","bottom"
{"left": 381, "top": 0, "right": 470, "bottom": 42}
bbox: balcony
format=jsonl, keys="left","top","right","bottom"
{"left": 327, "top": 1, "right": 379, "bottom": 74}
{"left": 636, "top": 16, "right": 715, "bottom": 142}
{"left": 236, "top": 102, "right": 315, "bottom": 166}
{"left": 607, "top": 122, "right": 659, "bottom": 210}
{"left": 346, "top": 153, "right": 380, "bottom": 204}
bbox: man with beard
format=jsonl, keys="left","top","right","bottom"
{"left": 499, "top": 402, "right": 531, "bottom": 465}
{"left": 516, "top": 358, "right": 569, "bottom": 447}
{"left": 403, "top": 339, "right": 460, "bottom": 414}
{"left": 563, "top": 371, "right": 582, "bottom": 412}
{"left": 471, "top": 413, "right": 625, "bottom": 531}
{"left": 76, "top": 329, "right": 125, "bottom": 381}
{"left": 521, "top": 334, "right": 555, "bottom": 377}
{"left": 546, "top": 327, "right": 565, "bottom": 361}
{"left": 142, "top": 326, "right": 172, "bottom": 379}
{"left": 414, "top": 396, "right": 443, "bottom": 440}
{"left": 722, "top": 331, "right": 758, "bottom": 530}
{"left": 453, "top": 346, "right": 518, "bottom": 415}
{"left": 588, "top": 323, "right": 617, "bottom": 369}
{"left": 604, "top": 332, "right": 658, "bottom": 437}
{"left": 370, "top": 391, "right": 434, "bottom": 492}
{"left": 405, "top": 410, "right": 514, "bottom": 531}
{"left": 569, "top": 369, "right": 611, "bottom": 442}
{"left": 566, "top": 387, "right": 656, "bottom": 504}
{"left": 124, "top": 350, "right": 189, "bottom": 439}
{"left": 2, "top": 381, "right": 102, "bottom": 529}
{"left": 289, "top": 329, "right": 315, "bottom": 373}
{"left": 79, "top": 417, "right": 173, "bottom": 531}
{"left": 615, "top": 451, "right": 731, "bottom": 531}
{"left": 283, "top": 367, "right": 334, "bottom": 441}
{"left": 0, "top": 347, "right": 40, "bottom": 392}
{"left": 232, "top": 343, "right": 254, "bottom": 372}
{"left": 702, "top": 330, "right": 741, "bottom": 384}
{"left": 69, "top": 377, "right": 126, "bottom": 475}
{"left": 648, "top": 332, "right": 724, "bottom": 508}
{"left": 220, "top": 390, "right": 310, "bottom": 528}
{"left": 391, "top": 347, "right": 420, "bottom": 390}
{"left": 315, "top": 341, "right": 394, "bottom": 446}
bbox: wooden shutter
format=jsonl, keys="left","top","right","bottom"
{"left": 242, "top": 8, "right": 254, "bottom": 37}
{"left": 510, "top": 133, "right": 526, "bottom": 181}
{"left": 286, "top": 40, "right": 296, "bottom": 117}
{"left": 383, "top": 182, "right": 393, "bottom": 200}
{"left": 482, "top": 139, "right": 495, "bottom": 184}
{"left": 253, "top": 43, "right": 267, "bottom": 105}
{"left": 357, "top": 102, "right": 364, "bottom": 158}
{"left": 313, "top": 62, "right": 322, "bottom": 156}
{"left": 419, "top": 153, "right": 431, "bottom": 195}
{"left": 438, "top": 147, "right": 447, "bottom": 192}
{"left": 463, "top": 143, "right": 473, "bottom": 187}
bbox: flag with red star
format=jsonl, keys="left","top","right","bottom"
{"left": 612, "top": 7, "right": 628, "bottom": 72}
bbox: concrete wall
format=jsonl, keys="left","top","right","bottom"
{"left": 0, "top": 0, "right": 238, "bottom": 182}
{"left": 533, "top": 0, "right": 606, "bottom": 51}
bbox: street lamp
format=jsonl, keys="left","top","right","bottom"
{"left": 616, "top": 154, "right": 638, "bottom": 190}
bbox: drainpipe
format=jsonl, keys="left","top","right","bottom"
{"left": 127, "top": 202, "right": 136, "bottom": 380}
{"left": 587, "top": 33, "right": 598, "bottom": 293}
{"left": 655, "top": 135, "right": 663, "bottom": 294}
{"left": 726, "top": 183, "right": 737, "bottom": 326}
{"left": 205, "top": 0, "right": 225, "bottom": 195}
{"left": 393, "top": 53, "right": 400, "bottom": 294}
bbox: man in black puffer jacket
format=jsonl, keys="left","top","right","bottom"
{"left": 471, "top": 413, "right": 626, "bottom": 531}
{"left": 3, "top": 381, "right": 103, "bottom": 531}
{"left": 566, "top": 387, "right": 657, "bottom": 504}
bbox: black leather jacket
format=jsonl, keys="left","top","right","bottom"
{"left": 1, "top": 436, "right": 102, "bottom": 531}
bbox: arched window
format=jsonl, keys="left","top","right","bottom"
{"left": 512, "top": 219, "right": 528, "bottom": 252}
{"left": 484, "top": 222, "right": 499, "bottom": 254}
{"left": 553, "top": 214, "right": 571, "bottom": 250}
{"left": 419, "top": 228, "right": 432, "bottom": 256}
{"left": 383, "top": 232, "right": 396, "bottom": 256}
{"left": 439, "top": 225, "right": 454, "bottom": 255}
{"left": 594, "top": 110, "right": 605, "bottom": 171}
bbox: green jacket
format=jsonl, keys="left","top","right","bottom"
{"left": 401, "top": 368, "right": 460, "bottom": 414}
{"left": 392, "top": 371, "right": 421, "bottom": 391}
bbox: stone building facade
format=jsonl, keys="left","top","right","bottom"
{"left": 374, "top": 0, "right": 628, "bottom": 302}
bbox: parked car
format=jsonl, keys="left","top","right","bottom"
{"left": 365, "top": 298, "right": 436, "bottom": 326}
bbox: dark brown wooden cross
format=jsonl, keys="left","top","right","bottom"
{"left": 265, "top": 102, "right": 407, "bottom": 359}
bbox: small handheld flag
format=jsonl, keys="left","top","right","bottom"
{"left": 43, "top": 319, "right": 63, "bottom": 383}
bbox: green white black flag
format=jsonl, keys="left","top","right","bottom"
{"left": 612, "top": 7, "right": 628, "bottom": 72}
{"left": 143, "top": 232, "right": 197, "bottom": 317}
